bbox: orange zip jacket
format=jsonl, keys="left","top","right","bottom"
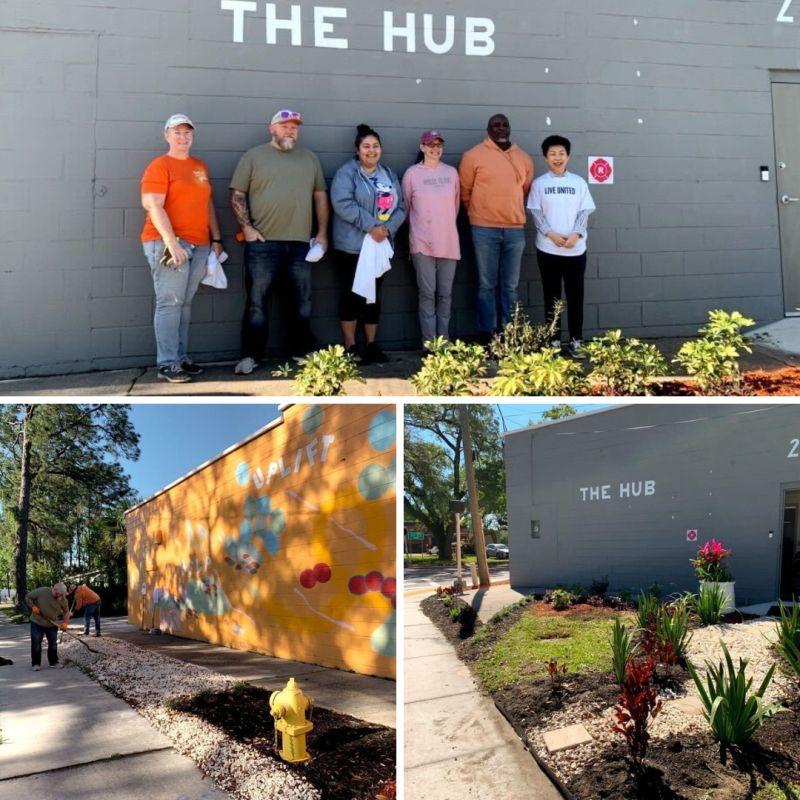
{"left": 73, "top": 584, "right": 100, "bottom": 610}
{"left": 458, "top": 138, "right": 534, "bottom": 228}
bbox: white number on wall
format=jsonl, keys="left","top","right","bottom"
{"left": 778, "top": 0, "right": 794, "bottom": 23}
{"left": 789, "top": 438, "right": 800, "bottom": 458}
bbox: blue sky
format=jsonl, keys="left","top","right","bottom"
{"left": 493, "top": 402, "right": 613, "bottom": 432}
{"left": 122, "top": 404, "right": 281, "bottom": 499}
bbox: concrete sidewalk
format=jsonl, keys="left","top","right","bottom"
{"left": 102, "top": 616, "right": 395, "bottom": 728}
{"left": 0, "top": 615, "right": 230, "bottom": 800}
{"left": 0, "top": 332, "right": 797, "bottom": 395}
{"left": 404, "top": 594, "right": 561, "bottom": 800}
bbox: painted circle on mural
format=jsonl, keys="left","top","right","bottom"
{"left": 239, "top": 519, "right": 252, "bottom": 538}
{"left": 243, "top": 496, "right": 258, "bottom": 519}
{"left": 365, "top": 571, "right": 383, "bottom": 592}
{"left": 368, "top": 409, "right": 395, "bottom": 451}
{"left": 348, "top": 575, "right": 367, "bottom": 595}
{"left": 302, "top": 405, "right": 324, "bottom": 435}
{"left": 381, "top": 577, "right": 396, "bottom": 598}
{"left": 256, "top": 495, "right": 271, "bottom": 516}
{"left": 357, "top": 463, "right": 390, "bottom": 501}
{"left": 313, "top": 563, "right": 332, "bottom": 583}
{"left": 299, "top": 569, "right": 316, "bottom": 589}
{"left": 235, "top": 462, "right": 250, "bottom": 486}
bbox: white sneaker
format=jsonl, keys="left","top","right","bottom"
{"left": 569, "top": 338, "right": 586, "bottom": 358}
{"left": 234, "top": 357, "right": 256, "bottom": 375}
{"left": 549, "top": 339, "right": 562, "bottom": 350}
{"left": 32, "top": 664, "right": 41, "bottom": 671}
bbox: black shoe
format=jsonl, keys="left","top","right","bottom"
{"left": 180, "top": 359, "right": 204, "bottom": 376}
{"left": 157, "top": 365, "right": 192, "bottom": 383}
{"left": 364, "top": 342, "right": 389, "bottom": 364}
{"left": 345, "top": 344, "right": 363, "bottom": 364}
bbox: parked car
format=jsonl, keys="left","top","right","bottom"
{"left": 486, "top": 543, "right": 509, "bottom": 559}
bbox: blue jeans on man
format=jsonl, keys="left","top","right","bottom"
{"left": 241, "top": 240, "right": 314, "bottom": 359}
{"left": 30, "top": 621, "right": 59, "bottom": 667}
{"left": 470, "top": 226, "right": 527, "bottom": 335}
{"left": 83, "top": 600, "right": 101, "bottom": 635}
{"left": 143, "top": 239, "right": 210, "bottom": 367}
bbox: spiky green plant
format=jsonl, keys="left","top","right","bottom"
{"left": 774, "top": 600, "right": 800, "bottom": 678}
{"left": 610, "top": 617, "right": 636, "bottom": 685}
{"left": 686, "top": 642, "right": 782, "bottom": 752}
{"left": 656, "top": 602, "right": 692, "bottom": 663}
{"left": 691, "top": 583, "right": 728, "bottom": 626}
{"left": 636, "top": 591, "right": 661, "bottom": 631}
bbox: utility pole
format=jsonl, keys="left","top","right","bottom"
{"left": 458, "top": 406, "right": 490, "bottom": 588}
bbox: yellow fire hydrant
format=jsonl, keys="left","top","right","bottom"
{"left": 269, "top": 677, "right": 314, "bottom": 763}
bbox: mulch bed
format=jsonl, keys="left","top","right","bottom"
{"left": 655, "top": 366, "right": 800, "bottom": 396}
{"left": 171, "top": 685, "right": 395, "bottom": 800}
{"left": 421, "top": 594, "right": 800, "bottom": 800}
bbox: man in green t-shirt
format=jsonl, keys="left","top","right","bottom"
{"left": 25, "top": 582, "right": 71, "bottom": 670}
{"left": 229, "top": 109, "right": 330, "bottom": 374}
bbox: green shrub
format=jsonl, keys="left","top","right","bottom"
{"left": 590, "top": 575, "right": 610, "bottom": 597}
{"left": 449, "top": 605, "right": 462, "bottom": 621}
{"left": 550, "top": 588, "right": 572, "bottom": 610}
{"left": 774, "top": 600, "right": 800, "bottom": 678}
{"left": 490, "top": 301, "right": 562, "bottom": 362}
{"left": 656, "top": 602, "right": 692, "bottom": 663}
{"left": 753, "top": 783, "right": 800, "bottom": 800}
{"left": 411, "top": 337, "right": 487, "bottom": 396}
{"left": 687, "top": 642, "right": 782, "bottom": 752}
{"left": 292, "top": 345, "right": 364, "bottom": 396}
{"left": 673, "top": 309, "right": 755, "bottom": 395}
{"left": 690, "top": 583, "right": 727, "bottom": 626}
{"left": 636, "top": 591, "right": 661, "bottom": 631}
{"left": 493, "top": 347, "right": 584, "bottom": 396}
{"left": 584, "top": 330, "right": 667, "bottom": 395}
{"left": 610, "top": 618, "right": 636, "bottom": 685}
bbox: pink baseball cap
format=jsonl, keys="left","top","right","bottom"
{"left": 420, "top": 130, "right": 445, "bottom": 144}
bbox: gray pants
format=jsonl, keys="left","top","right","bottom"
{"left": 412, "top": 253, "right": 458, "bottom": 344}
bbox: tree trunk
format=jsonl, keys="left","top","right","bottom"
{"left": 14, "top": 405, "right": 35, "bottom": 610}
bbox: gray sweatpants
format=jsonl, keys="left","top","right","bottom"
{"left": 412, "top": 253, "right": 458, "bottom": 344}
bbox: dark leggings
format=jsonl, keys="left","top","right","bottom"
{"left": 536, "top": 249, "right": 587, "bottom": 341}
{"left": 336, "top": 250, "right": 384, "bottom": 325}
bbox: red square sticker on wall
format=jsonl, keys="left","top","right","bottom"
{"left": 686, "top": 529, "right": 698, "bottom": 542}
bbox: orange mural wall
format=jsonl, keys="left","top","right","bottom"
{"left": 126, "top": 404, "right": 396, "bottom": 679}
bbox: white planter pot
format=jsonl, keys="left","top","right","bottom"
{"left": 699, "top": 580, "right": 736, "bottom": 614}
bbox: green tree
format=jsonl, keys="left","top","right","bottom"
{"left": 404, "top": 405, "right": 505, "bottom": 556}
{"left": 540, "top": 404, "right": 577, "bottom": 422}
{"left": 0, "top": 405, "right": 140, "bottom": 610}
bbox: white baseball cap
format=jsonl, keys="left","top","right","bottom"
{"left": 164, "top": 114, "right": 195, "bottom": 131}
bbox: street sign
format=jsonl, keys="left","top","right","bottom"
{"left": 407, "top": 531, "right": 424, "bottom": 541}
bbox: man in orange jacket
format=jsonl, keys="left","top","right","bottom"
{"left": 459, "top": 114, "right": 534, "bottom": 344}
{"left": 70, "top": 583, "right": 102, "bottom": 637}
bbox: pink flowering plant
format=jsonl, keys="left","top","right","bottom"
{"left": 691, "top": 539, "right": 733, "bottom": 582}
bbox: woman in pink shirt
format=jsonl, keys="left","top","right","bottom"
{"left": 402, "top": 131, "right": 461, "bottom": 346}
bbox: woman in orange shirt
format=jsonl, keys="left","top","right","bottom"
{"left": 140, "top": 114, "right": 223, "bottom": 383}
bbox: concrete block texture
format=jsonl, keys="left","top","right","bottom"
{"left": 0, "top": 0, "right": 795, "bottom": 375}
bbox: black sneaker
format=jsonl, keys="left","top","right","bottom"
{"left": 180, "top": 359, "right": 204, "bottom": 376}
{"left": 364, "top": 342, "right": 389, "bottom": 364}
{"left": 158, "top": 364, "right": 192, "bottom": 383}
{"left": 345, "top": 344, "right": 363, "bottom": 364}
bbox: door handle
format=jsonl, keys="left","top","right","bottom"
{"left": 781, "top": 194, "right": 800, "bottom": 204}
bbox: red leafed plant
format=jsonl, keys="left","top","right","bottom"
{"left": 612, "top": 657, "right": 663, "bottom": 765}
{"left": 375, "top": 780, "right": 396, "bottom": 800}
{"left": 546, "top": 658, "right": 568, "bottom": 688}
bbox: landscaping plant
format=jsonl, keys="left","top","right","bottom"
{"left": 550, "top": 588, "right": 572, "bottom": 611}
{"left": 690, "top": 583, "right": 727, "bottom": 625}
{"left": 411, "top": 337, "right": 487, "bottom": 396}
{"left": 774, "top": 600, "right": 800, "bottom": 679}
{"left": 610, "top": 617, "right": 636, "bottom": 685}
{"left": 673, "top": 309, "right": 755, "bottom": 395}
{"left": 636, "top": 591, "right": 661, "bottom": 632}
{"left": 655, "top": 602, "right": 692, "bottom": 665}
{"left": 691, "top": 538, "right": 733, "bottom": 582}
{"left": 589, "top": 575, "right": 610, "bottom": 597}
{"left": 583, "top": 329, "right": 668, "bottom": 396}
{"left": 546, "top": 658, "right": 568, "bottom": 689}
{"left": 611, "top": 657, "right": 663, "bottom": 766}
{"left": 686, "top": 642, "right": 782, "bottom": 756}
{"left": 489, "top": 301, "right": 563, "bottom": 362}
{"left": 492, "top": 348, "right": 584, "bottom": 396}
{"left": 292, "top": 345, "right": 364, "bottom": 396}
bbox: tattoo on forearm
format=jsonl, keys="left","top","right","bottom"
{"left": 230, "top": 190, "right": 253, "bottom": 230}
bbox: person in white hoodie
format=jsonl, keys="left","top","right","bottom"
{"left": 527, "top": 135, "right": 596, "bottom": 357}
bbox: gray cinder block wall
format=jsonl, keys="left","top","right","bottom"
{"left": 505, "top": 405, "right": 800, "bottom": 604}
{"left": 0, "top": 0, "right": 795, "bottom": 377}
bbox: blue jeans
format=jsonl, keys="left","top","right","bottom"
{"left": 470, "top": 226, "right": 527, "bottom": 333}
{"left": 83, "top": 601, "right": 101, "bottom": 635}
{"left": 30, "top": 621, "right": 58, "bottom": 666}
{"left": 143, "top": 239, "right": 209, "bottom": 367}
{"left": 241, "top": 240, "right": 314, "bottom": 359}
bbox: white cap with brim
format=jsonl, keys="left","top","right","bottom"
{"left": 53, "top": 582, "right": 67, "bottom": 595}
{"left": 165, "top": 114, "right": 195, "bottom": 131}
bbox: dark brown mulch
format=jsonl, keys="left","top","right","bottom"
{"left": 419, "top": 594, "right": 481, "bottom": 650}
{"left": 171, "top": 685, "right": 395, "bottom": 800}
{"left": 567, "top": 699, "right": 800, "bottom": 800}
{"left": 720, "top": 610, "right": 762, "bottom": 624}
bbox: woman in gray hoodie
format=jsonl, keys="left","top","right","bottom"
{"left": 330, "top": 124, "right": 406, "bottom": 364}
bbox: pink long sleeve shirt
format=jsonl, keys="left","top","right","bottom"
{"left": 401, "top": 162, "right": 461, "bottom": 261}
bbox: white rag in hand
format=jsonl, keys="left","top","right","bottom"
{"left": 352, "top": 237, "right": 393, "bottom": 304}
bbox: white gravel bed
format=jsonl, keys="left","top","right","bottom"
{"left": 527, "top": 617, "right": 796, "bottom": 786}
{"left": 61, "top": 636, "right": 320, "bottom": 800}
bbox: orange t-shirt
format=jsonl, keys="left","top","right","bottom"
{"left": 73, "top": 584, "right": 100, "bottom": 610}
{"left": 140, "top": 154, "right": 212, "bottom": 245}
